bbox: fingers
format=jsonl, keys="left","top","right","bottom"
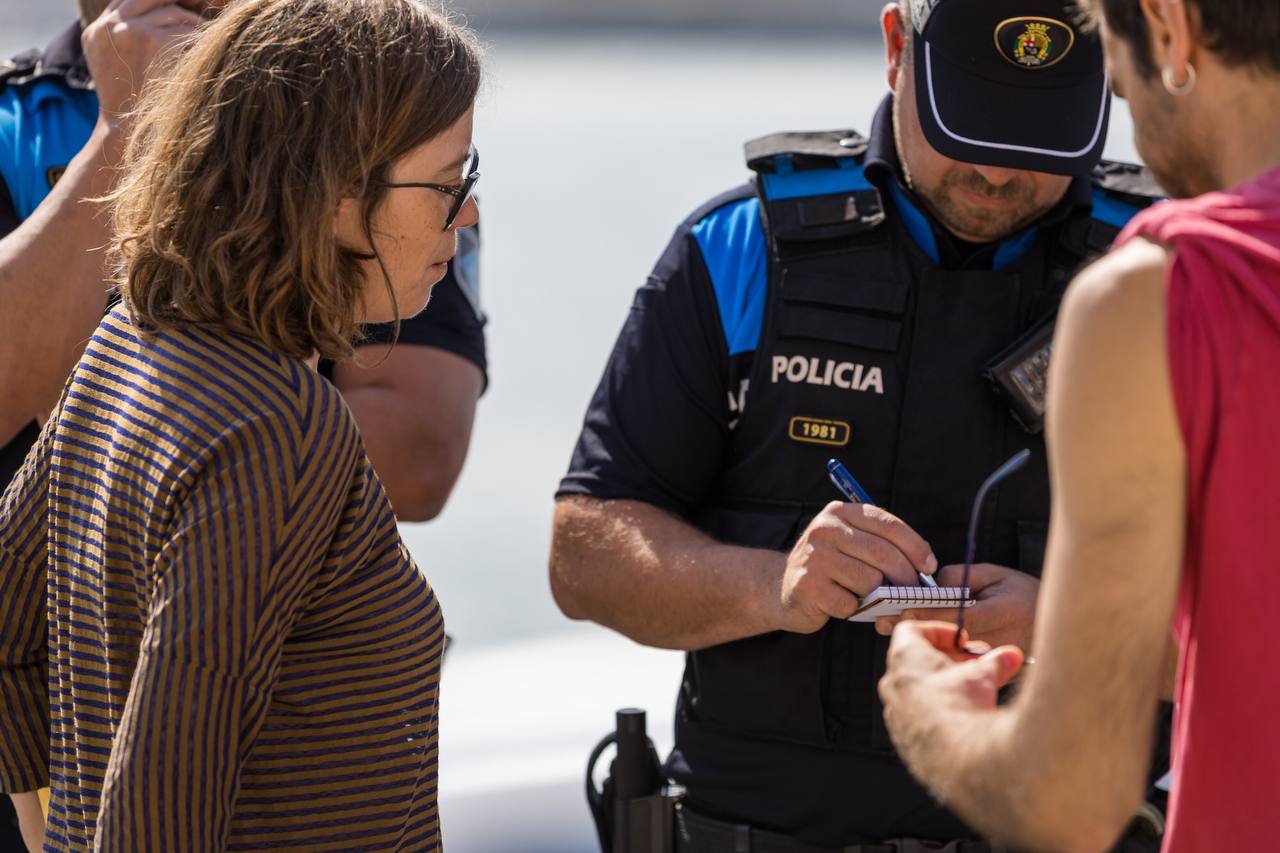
{"left": 114, "top": 0, "right": 196, "bottom": 18}
{"left": 831, "top": 502, "right": 937, "bottom": 581}
{"left": 781, "top": 559, "right": 861, "bottom": 624}
{"left": 780, "top": 505, "right": 940, "bottom": 633}
{"left": 815, "top": 582, "right": 860, "bottom": 622}
{"left": 889, "top": 620, "right": 992, "bottom": 665}
{"left": 898, "top": 607, "right": 959, "bottom": 624}
{"left": 967, "top": 644, "right": 1025, "bottom": 689}
{"left": 805, "top": 502, "right": 926, "bottom": 587}
{"left": 878, "top": 606, "right": 964, "bottom": 636}
{"left": 934, "top": 562, "right": 1003, "bottom": 590}
{"left": 888, "top": 619, "right": 959, "bottom": 652}
{"left": 84, "top": 0, "right": 206, "bottom": 117}
{"left": 134, "top": 5, "right": 206, "bottom": 29}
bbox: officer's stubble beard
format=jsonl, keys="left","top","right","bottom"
{"left": 890, "top": 40, "right": 1065, "bottom": 245}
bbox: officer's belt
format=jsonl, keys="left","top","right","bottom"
{"left": 676, "top": 805, "right": 1002, "bottom": 853}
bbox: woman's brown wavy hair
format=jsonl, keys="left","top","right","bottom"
{"left": 109, "top": 0, "right": 482, "bottom": 361}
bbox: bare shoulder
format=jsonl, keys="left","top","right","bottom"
{"left": 1064, "top": 238, "right": 1172, "bottom": 325}
{"left": 1048, "top": 236, "right": 1184, "bottom": 501}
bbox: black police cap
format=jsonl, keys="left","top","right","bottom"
{"left": 910, "top": 0, "right": 1110, "bottom": 176}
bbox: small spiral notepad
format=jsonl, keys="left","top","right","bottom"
{"left": 848, "top": 586, "right": 973, "bottom": 622}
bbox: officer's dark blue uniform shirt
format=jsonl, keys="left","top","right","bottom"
{"left": 558, "top": 95, "right": 1150, "bottom": 844}
{"left": 0, "top": 24, "right": 488, "bottom": 488}
{"left": 559, "top": 96, "right": 1138, "bottom": 514}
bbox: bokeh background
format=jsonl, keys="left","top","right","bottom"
{"left": 2, "top": 3, "right": 1142, "bottom": 849}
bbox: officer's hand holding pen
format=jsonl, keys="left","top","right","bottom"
{"left": 775, "top": 500, "right": 938, "bottom": 634}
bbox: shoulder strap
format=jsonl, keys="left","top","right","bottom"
{"left": 1057, "top": 159, "right": 1165, "bottom": 260}
{"left": 1088, "top": 159, "right": 1162, "bottom": 233}
{"left": 745, "top": 128, "right": 868, "bottom": 169}
{"left": 1092, "top": 159, "right": 1165, "bottom": 209}
{"left": 0, "top": 49, "right": 42, "bottom": 90}
{"left": 0, "top": 24, "right": 94, "bottom": 92}
{"left": 744, "top": 129, "right": 885, "bottom": 249}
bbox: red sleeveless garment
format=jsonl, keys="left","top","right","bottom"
{"left": 1115, "top": 167, "right": 1280, "bottom": 851}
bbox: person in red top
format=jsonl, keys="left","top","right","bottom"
{"left": 876, "top": 0, "right": 1280, "bottom": 850}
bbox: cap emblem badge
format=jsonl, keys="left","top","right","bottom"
{"left": 995, "top": 17, "right": 1075, "bottom": 70}
{"left": 1016, "top": 23, "right": 1051, "bottom": 65}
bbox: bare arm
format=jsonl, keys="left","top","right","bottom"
{"left": 550, "top": 495, "right": 933, "bottom": 651}
{"left": 0, "top": 122, "right": 122, "bottom": 441}
{"left": 550, "top": 497, "right": 782, "bottom": 650}
{"left": 9, "top": 790, "right": 43, "bottom": 852}
{"left": 332, "top": 344, "right": 482, "bottom": 521}
{"left": 880, "top": 239, "right": 1185, "bottom": 852}
{"left": 0, "top": 0, "right": 202, "bottom": 444}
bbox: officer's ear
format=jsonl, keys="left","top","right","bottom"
{"left": 882, "top": 3, "right": 910, "bottom": 91}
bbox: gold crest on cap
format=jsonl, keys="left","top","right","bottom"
{"left": 994, "top": 16, "right": 1075, "bottom": 70}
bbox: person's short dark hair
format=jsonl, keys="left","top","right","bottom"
{"left": 1093, "top": 0, "right": 1280, "bottom": 76}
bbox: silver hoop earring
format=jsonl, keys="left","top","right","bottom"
{"left": 1162, "top": 63, "right": 1197, "bottom": 96}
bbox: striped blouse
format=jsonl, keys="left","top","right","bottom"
{"left": 0, "top": 307, "right": 445, "bottom": 851}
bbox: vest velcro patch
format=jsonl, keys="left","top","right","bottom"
{"left": 788, "top": 416, "right": 850, "bottom": 447}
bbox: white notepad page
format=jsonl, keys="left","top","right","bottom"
{"left": 847, "top": 586, "right": 973, "bottom": 622}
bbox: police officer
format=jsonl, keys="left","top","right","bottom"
{"left": 0, "top": 2, "right": 487, "bottom": 847}
{"left": 551, "top": 0, "right": 1167, "bottom": 850}
{"left": 0, "top": 1, "right": 488, "bottom": 511}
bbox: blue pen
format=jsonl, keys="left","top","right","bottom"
{"left": 826, "top": 458, "right": 938, "bottom": 588}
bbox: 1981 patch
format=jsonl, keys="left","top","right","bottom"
{"left": 789, "top": 416, "right": 850, "bottom": 447}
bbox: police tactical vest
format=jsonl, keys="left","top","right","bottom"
{"left": 680, "top": 129, "right": 1159, "bottom": 753}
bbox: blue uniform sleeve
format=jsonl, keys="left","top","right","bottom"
{"left": 0, "top": 81, "right": 98, "bottom": 222}
{"left": 557, "top": 221, "right": 734, "bottom": 518}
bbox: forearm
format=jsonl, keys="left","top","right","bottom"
{"left": 342, "top": 384, "right": 474, "bottom": 521}
{"left": 9, "top": 791, "right": 44, "bottom": 852}
{"left": 892, "top": 695, "right": 1123, "bottom": 852}
{"left": 334, "top": 347, "right": 482, "bottom": 522}
{"left": 0, "top": 120, "right": 123, "bottom": 442}
{"left": 890, "top": 703, "right": 1044, "bottom": 843}
{"left": 549, "top": 496, "right": 784, "bottom": 650}
{"left": 909, "top": 549, "right": 1167, "bottom": 850}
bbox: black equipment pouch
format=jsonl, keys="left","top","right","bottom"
{"left": 984, "top": 312, "right": 1056, "bottom": 434}
{"left": 587, "top": 709, "right": 681, "bottom": 853}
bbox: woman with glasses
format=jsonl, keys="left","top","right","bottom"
{"left": 0, "top": 0, "right": 480, "bottom": 848}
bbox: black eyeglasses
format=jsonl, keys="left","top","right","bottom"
{"left": 377, "top": 145, "right": 480, "bottom": 230}
{"left": 955, "top": 449, "right": 1031, "bottom": 653}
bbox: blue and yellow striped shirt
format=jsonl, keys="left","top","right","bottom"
{"left": 0, "top": 307, "right": 445, "bottom": 851}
